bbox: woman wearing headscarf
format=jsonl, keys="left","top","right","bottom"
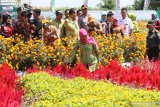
{"left": 111, "top": 17, "right": 124, "bottom": 38}
{"left": 65, "top": 28, "right": 99, "bottom": 72}
{"left": 43, "top": 22, "right": 59, "bottom": 45}
{"left": 1, "top": 14, "right": 13, "bottom": 38}
{"left": 87, "top": 15, "right": 104, "bottom": 35}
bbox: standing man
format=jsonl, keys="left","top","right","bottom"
{"left": 51, "top": 10, "right": 64, "bottom": 36}
{"left": 61, "top": 8, "right": 79, "bottom": 44}
{"left": 118, "top": 8, "right": 133, "bottom": 36}
{"left": 32, "top": 9, "right": 42, "bottom": 39}
{"left": 78, "top": 4, "right": 92, "bottom": 29}
{"left": 146, "top": 20, "right": 160, "bottom": 61}
{"left": 105, "top": 11, "right": 114, "bottom": 34}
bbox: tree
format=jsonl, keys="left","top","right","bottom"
{"left": 133, "top": 0, "right": 160, "bottom": 10}
{"left": 132, "top": 0, "right": 144, "bottom": 10}
{"left": 97, "top": 0, "right": 116, "bottom": 10}
{"left": 149, "top": 0, "right": 160, "bottom": 10}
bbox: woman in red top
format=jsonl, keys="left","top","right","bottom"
{"left": 111, "top": 17, "right": 124, "bottom": 38}
{"left": 1, "top": 14, "right": 13, "bottom": 38}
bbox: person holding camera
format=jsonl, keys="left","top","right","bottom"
{"left": 1, "top": 14, "right": 13, "bottom": 38}
{"left": 87, "top": 16, "right": 103, "bottom": 35}
{"left": 14, "top": 10, "right": 36, "bottom": 42}
{"left": 31, "top": 9, "right": 42, "bottom": 39}
{"left": 110, "top": 17, "right": 124, "bottom": 38}
{"left": 43, "top": 22, "right": 59, "bottom": 45}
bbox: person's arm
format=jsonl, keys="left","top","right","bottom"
{"left": 92, "top": 43, "right": 99, "bottom": 60}
{"left": 67, "top": 41, "right": 79, "bottom": 63}
{"left": 129, "top": 29, "right": 133, "bottom": 35}
{"left": 155, "top": 20, "right": 160, "bottom": 30}
{"left": 37, "top": 20, "right": 42, "bottom": 31}
{"left": 64, "top": 19, "right": 76, "bottom": 31}
{"left": 51, "top": 26, "right": 60, "bottom": 40}
{"left": 120, "top": 27, "right": 125, "bottom": 38}
{"left": 60, "top": 24, "right": 66, "bottom": 39}
{"left": 1, "top": 26, "right": 8, "bottom": 37}
{"left": 129, "top": 19, "right": 133, "bottom": 35}
{"left": 96, "top": 21, "right": 104, "bottom": 34}
{"left": 78, "top": 17, "right": 83, "bottom": 29}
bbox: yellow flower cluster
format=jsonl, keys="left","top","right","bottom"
{"left": 21, "top": 72, "right": 160, "bottom": 107}
{"left": 96, "top": 34, "right": 124, "bottom": 65}
{"left": 0, "top": 30, "right": 146, "bottom": 70}
{"left": 122, "top": 33, "right": 146, "bottom": 62}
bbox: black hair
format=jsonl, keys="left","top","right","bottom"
{"left": 55, "top": 10, "right": 63, "bottom": 16}
{"left": 77, "top": 9, "right": 82, "bottom": 14}
{"left": 21, "top": 11, "right": 28, "bottom": 17}
{"left": 107, "top": 11, "right": 114, "bottom": 17}
{"left": 69, "top": 8, "right": 76, "bottom": 15}
{"left": 33, "top": 9, "right": 41, "bottom": 16}
{"left": 65, "top": 9, "right": 70, "bottom": 14}
{"left": 121, "top": 8, "right": 128, "bottom": 12}
{"left": 17, "top": 7, "right": 22, "bottom": 12}
{"left": 2, "top": 14, "right": 11, "bottom": 24}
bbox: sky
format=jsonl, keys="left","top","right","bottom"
{"left": 31, "top": 0, "right": 135, "bottom": 8}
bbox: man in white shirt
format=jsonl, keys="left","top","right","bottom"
{"left": 118, "top": 8, "right": 133, "bottom": 36}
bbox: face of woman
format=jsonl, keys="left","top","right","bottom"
{"left": 65, "top": 11, "right": 69, "bottom": 18}
{"left": 6, "top": 17, "right": 11, "bottom": 24}
{"left": 71, "top": 12, "right": 77, "bottom": 19}
{"left": 80, "top": 34, "right": 87, "bottom": 41}
{"left": 78, "top": 11, "right": 82, "bottom": 17}
{"left": 107, "top": 16, "right": 113, "bottom": 22}
{"left": 24, "top": 18, "right": 29, "bottom": 24}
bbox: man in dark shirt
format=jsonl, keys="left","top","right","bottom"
{"left": 146, "top": 20, "right": 160, "bottom": 61}
{"left": 32, "top": 9, "right": 42, "bottom": 39}
{"left": 152, "top": 14, "right": 160, "bottom": 31}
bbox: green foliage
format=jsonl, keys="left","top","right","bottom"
{"left": 132, "top": 0, "right": 144, "bottom": 10}
{"left": 149, "top": 0, "right": 160, "bottom": 10}
{"left": 97, "top": 0, "right": 116, "bottom": 10}
{"left": 21, "top": 72, "right": 160, "bottom": 107}
{"left": 133, "top": 0, "right": 160, "bottom": 10}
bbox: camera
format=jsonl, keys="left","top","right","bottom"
{"left": 22, "top": 3, "right": 33, "bottom": 19}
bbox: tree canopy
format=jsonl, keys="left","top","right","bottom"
{"left": 133, "top": 0, "right": 160, "bottom": 10}
{"left": 97, "top": 0, "right": 116, "bottom": 10}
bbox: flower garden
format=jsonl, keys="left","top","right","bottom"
{"left": 1, "top": 22, "right": 160, "bottom": 106}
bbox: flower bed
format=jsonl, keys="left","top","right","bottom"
{"left": 0, "top": 63, "right": 23, "bottom": 107}
{"left": 21, "top": 72, "right": 160, "bottom": 107}
{"left": 27, "top": 60, "right": 160, "bottom": 91}
{"left": 0, "top": 32, "right": 146, "bottom": 71}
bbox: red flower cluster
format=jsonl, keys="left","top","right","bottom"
{"left": 0, "top": 63, "right": 23, "bottom": 107}
{"left": 27, "top": 61, "right": 160, "bottom": 91}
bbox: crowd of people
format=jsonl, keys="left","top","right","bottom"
{"left": 0, "top": 4, "right": 160, "bottom": 72}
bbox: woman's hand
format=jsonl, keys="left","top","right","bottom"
{"left": 62, "top": 61, "right": 69, "bottom": 66}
